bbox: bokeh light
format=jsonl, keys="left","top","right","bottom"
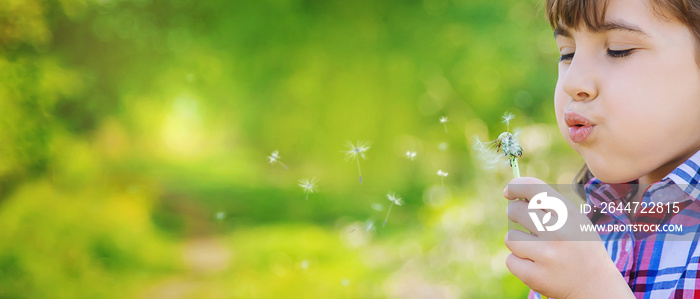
{"left": 0, "top": 0, "right": 581, "bottom": 298}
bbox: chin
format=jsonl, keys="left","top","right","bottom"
{"left": 586, "top": 163, "right": 638, "bottom": 184}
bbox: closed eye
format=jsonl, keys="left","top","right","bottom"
{"left": 607, "top": 49, "right": 635, "bottom": 58}
{"left": 559, "top": 49, "right": 635, "bottom": 62}
{"left": 559, "top": 53, "right": 574, "bottom": 62}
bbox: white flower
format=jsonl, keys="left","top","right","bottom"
{"left": 405, "top": 151, "right": 417, "bottom": 161}
{"left": 299, "top": 178, "right": 318, "bottom": 200}
{"left": 437, "top": 170, "right": 448, "bottom": 177}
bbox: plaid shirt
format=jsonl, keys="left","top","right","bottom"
{"left": 529, "top": 150, "right": 700, "bottom": 299}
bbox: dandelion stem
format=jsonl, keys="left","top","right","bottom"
{"left": 443, "top": 123, "right": 448, "bottom": 133}
{"left": 441, "top": 177, "right": 445, "bottom": 192}
{"left": 280, "top": 162, "right": 288, "bottom": 169}
{"left": 356, "top": 158, "right": 362, "bottom": 184}
{"left": 383, "top": 203, "right": 394, "bottom": 227}
{"left": 511, "top": 156, "right": 520, "bottom": 178}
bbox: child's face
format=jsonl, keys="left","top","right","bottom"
{"left": 554, "top": 0, "right": 700, "bottom": 184}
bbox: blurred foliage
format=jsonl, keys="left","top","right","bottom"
{"left": 0, "top": 0, "right": 583, "bottom": 298}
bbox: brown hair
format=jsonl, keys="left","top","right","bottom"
{"left": 546, "top": 0, "right": 700, "bottom": 37}
{"left": 546, "top": 0, "right": 700, "bottom": 63}
{"left": 545, "top": 0, "right": 700, "bottom": 198}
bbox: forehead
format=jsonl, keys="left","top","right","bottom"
{"left": 554, "top": 0, "right": 673, "bottom": 38}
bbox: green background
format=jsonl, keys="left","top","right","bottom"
{"left": 0, "top": 0, "right": 583, "bottom": 298}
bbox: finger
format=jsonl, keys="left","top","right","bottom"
{"left": 504, "top": 177, "right": 553, "bottom": 201}
{"left": 504, "top": 229, "right": 540, "bottom": 260}
{"left": 507, "top": 200, "right": 548, "bottom": 234}
{"left": 505, "top": 253, "right": 538, "bottom": 287}
{"left": 505, "top": 177, "right": 580, "bottom": 212}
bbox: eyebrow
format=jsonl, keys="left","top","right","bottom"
{"left": 553, "top": 20, "right": 650, "bottom": 38}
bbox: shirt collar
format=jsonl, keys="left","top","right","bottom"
{"left": 665, "top": 149, "right": 700, "bottom": 201}
{"left": 584, "top": 178, "right": 636, "bottom": 205}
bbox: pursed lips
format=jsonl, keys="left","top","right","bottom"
{"left": 564, "top": 111, "right": 595, "bottom": 143}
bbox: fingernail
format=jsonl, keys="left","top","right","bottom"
{"left": 503, "top": 185, "right": 508, "bottom": 198}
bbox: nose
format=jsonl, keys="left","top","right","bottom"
{"left": 560, "top": 54, "right": 599, "bottom": 102}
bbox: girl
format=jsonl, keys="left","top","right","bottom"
{"left": 503, "top": 0, "right": 700, "bottom": 298}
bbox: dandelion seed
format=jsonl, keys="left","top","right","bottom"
{"left": 215, "top": 211, "right": 226, "bottom": 221}
{"left": 472, "top": 136, "right": 503, "bottom": 170}
{"left": 299, "top": 178, "right": 318, "bottom": 200}
{"left": 437, "top": 169, "right": 448, "bottom": 191}
{"left": 502, "top": 112, "right": 515, "bottom": 132}
{"left": 365, "top": 218, "right": 376, "bottom": 232}
{"left": 405, "top": 151, "right": 417, "bottom": 161}
{"left": 440, "top": 116, "right": 449, "bottom": 133}
{"left": 383, "top": 193, "right": 403, "bottom": 227}
{"left": 344, "top": 140, "right": 370, "bottom": 183}
{"left": 267, "top": 150, "right": 288, "bottom": 169}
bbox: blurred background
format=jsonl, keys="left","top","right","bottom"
{"left": 0, "top": 0, "right": 584, "bottom": 298}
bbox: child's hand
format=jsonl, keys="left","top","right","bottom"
{"left": 503, "top": 177, "right": 634, "bottom": 299}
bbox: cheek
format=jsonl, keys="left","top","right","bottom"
{"left": 603, "top": 59, "right": 700, "bottom": 143}
{"left": 553, "top": 83, "right": 569, "bottom": 135}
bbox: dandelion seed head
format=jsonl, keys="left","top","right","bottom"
{"left": 215, "top": 211, "right": 226, "bottom": 221}
{"left": 440, "top": 116, "right": 448, "bottom": 123}
{"left": 301, "top": 260, "right": 309, "bottom": 270}
{"left": 437, "top": 170, "right": 448, "bottom": 177}
{"left": 387, "top": 193, "right": 403, "bottom": 206}
{"left": 472, "top": 113, "right": 524, "bottom": 173}
{"left": 497, "top": 132, "right": 523, "bottom": 158}
{"left": 495, "top": 112, "right": 523, "bottom": 158}
{"left": 299, "top": 178, "right": 318, "bottom": 194}
{"left": 344, "top": 140, "right": 370, "bottom": 161}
